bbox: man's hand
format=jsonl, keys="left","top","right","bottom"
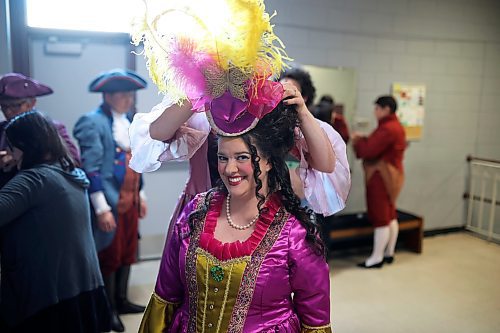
{"left": 97, "top": 211, "right": 117, "bottom": 232}
{"left": 351, "top": 132, "right": 364, "bottom": 143}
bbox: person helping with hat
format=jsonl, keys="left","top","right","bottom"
{"left": 0, "top": 73, "right": 81, "bottom": 187}
{"left": 73, "top": 69, "right": 148, "bottom": 332}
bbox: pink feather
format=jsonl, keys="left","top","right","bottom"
{"left": 169, "top": 38, "right": 212, "bottom": 102}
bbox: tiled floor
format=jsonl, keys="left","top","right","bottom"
{"left": 122, "top": 232, "right": 500, "bottom": 333}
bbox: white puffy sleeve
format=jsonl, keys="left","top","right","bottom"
{"left": 129, "top": 96, "right": 210, "bottom": 173}
{"left": 296, "top": 119, "right": 351, "bottom": 216}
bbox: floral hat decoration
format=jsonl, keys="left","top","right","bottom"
{"left": 131, "top": 0, "right": 290, "bottom": 136}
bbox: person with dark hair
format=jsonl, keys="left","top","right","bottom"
{"left": 313, "top": 95, "right": 350, "bottom": 144}
{"left": 0, "top": 111, "right": 111, "bottom": 332}
{"left": 352, "top": 95, "right": 406, "bottom": 268}
{"left": 73, "top": 69, "right": 148, "bottom": 332}
{"left": 331, "top": 103, "right": 350, "bottom": 143}
{"left": 277, "top": 70, "right": 350, "bottom": 212}
{"left": 279, "top": 67, "right": 316, "bottom": 108}
{"left": 0, "top": 73, "right": 81, "bottom": 187}
{"left": 319, "top": 95, "right": 334, "bottom": 105}
{"left": 139, "top": 100, "right": 331, "bottom": 333}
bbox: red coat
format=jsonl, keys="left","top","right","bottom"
{"left": 353, "top": 113, "right": 406, "bottom": 226}
{"left": 332, "top": 115, "right": 350, "bottom": 144}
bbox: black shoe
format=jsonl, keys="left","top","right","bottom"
{"left": 115, "top": 265, "right": 146, "bottom": 314}
{"left": 384, "top": 256, "right": 394, "bottom": 264}
{"left": 102, "top": 273, "right": 125, "bottom": 332}
{"left": 110, "top": 311, "right": 125, "bottom": 332}
{"left": 117, "top": 300, "right": 146, "bottom": 314}
{"left": 357, "top": 260, "right": 384, "bottom": 269}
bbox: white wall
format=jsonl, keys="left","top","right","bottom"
{"left": 267, "top": 0, "right": 500, "bottom": 230}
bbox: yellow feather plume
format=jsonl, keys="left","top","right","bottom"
{"left": 130, "top": 0, "right": 290, "bottom": 104}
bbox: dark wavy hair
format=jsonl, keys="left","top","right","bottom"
{"left": 188, "top": 102, "right": 326, "bottom": 257}
{"left": 280, "top": 67, "right": 316, "bottom": 108}
{"left": 5, "top": 111, "right": 75, "bottom": 171}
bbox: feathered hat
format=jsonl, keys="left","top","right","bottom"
{"left": 131, "top": 0, "right": 289, "bottom": 136}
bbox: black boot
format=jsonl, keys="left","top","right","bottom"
{"left": 103, "top": 273, "right": 125, "bottom": 332}
{"left": 115, "top": 265, "right": 146, "bottom": 314}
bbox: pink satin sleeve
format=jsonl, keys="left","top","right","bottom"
{"left": 154, "top": 197, "right": 197, "bottom": 303}
{"left": 288, "top": 219, "right": 331, "bottom": 327}
{"left": 296, "top": 119, "right": 351, "bottom": 216}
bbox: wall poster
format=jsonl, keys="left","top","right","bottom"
{"left": 392, "top": 83, "right": 426, "bottom": 140}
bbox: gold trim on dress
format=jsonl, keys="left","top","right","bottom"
{"left": 196, "top": 247, "right": 252, "bottom": 265}
{"left": 301, "top": 323, "right": 333, "bottom": 333}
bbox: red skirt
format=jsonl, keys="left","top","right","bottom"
{"left": 366, "top": 171, "right": 397, "bottom": 227}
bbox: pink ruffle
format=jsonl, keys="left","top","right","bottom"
{"left": 198, "top": 191, "right": 281, "bottom": 261}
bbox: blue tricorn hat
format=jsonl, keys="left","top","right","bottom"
{"left": 89, "top": 69, "right": 147, "bottom": 93}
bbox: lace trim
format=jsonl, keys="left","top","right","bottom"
{"left": 185, "top": 192, "right": 211, "bottom": 333}
{"left": 302, "top": 323, "right": 331, "bottom": 330}
{"left": 227, "top": 207, "right": 290, "bottom": 332}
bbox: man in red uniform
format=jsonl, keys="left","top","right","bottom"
{"left": 352, "top": 95, "right": 406, "bottom": 268}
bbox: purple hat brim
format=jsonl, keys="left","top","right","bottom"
{"left": 206, "top": 92, "right": 259, "bottom": 136}
{"left": 0, "top": 73, "right": 53, "bottom": 100}
{"left": 207, "top": 109, "right": 259, "bottom": 136}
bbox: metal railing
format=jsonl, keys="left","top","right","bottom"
{"left": 465, "top": 156, "right": 500, "bottom": 242}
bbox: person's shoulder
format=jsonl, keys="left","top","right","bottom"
{"left": 190, "top": 189, "right": 222, "bottom": 210}
{"left": 286, "top": 213, "right": 307, "bottom": 233}
{"left": 12, "top": 165, "right": 53, "bottom": 187}
{"left": 384, "top": 117, "right": 405, "bottom": 137}
{"left": 75, "top": 108, "right": 109, "bottom": 129}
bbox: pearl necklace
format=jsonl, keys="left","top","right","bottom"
{"left": 225, "top": 194, "right": 260, "bottom": 230}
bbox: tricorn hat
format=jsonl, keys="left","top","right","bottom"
{"left": 0, "top": 73, "right": 53, "bottom": 100}
{"left": 89, "top": 69, "right": 147, "bottom": 93}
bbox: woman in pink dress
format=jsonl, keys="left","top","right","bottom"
{"left": 129, "top": 1, "right": 349, "bottom": 331}
{"left": 138, "top": 100, "right": 332, "bottom": 332}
